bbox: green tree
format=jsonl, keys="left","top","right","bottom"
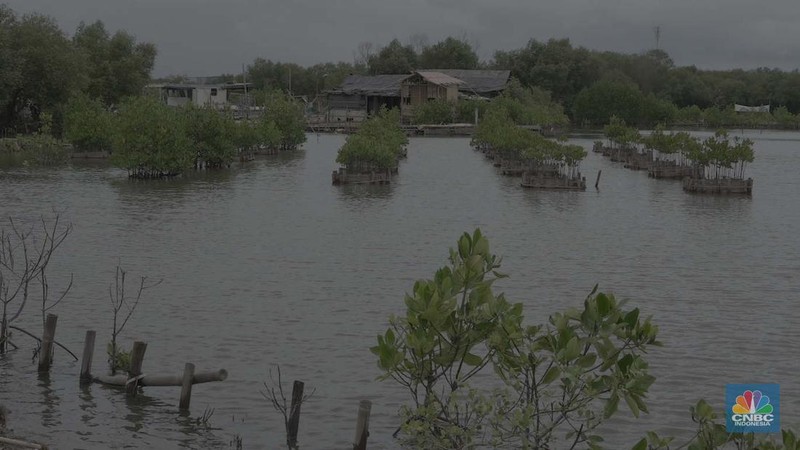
{"left": 184, "top": 105, "right": 238, "bottom": 168}
{"left": 261, "top": 91, "right": 307, "bottom": 150}
{"left": 418, "top": 37, "right": 479, "bottom": 70}
{"left": 572, "top": 80, "right": 645, "bottom": 126}
{"left": 63, "top": 93, "right": 113, "bottom": 152}
{"left": 412, "top": 99, "right": 454, "bottom": 124}
{"left": 111, "top": 96, "right": 193, "bottom": 178}
{"left": 73, "top": 21, "right": 156, "bottom": 106}
{"left": 0, "top": 11, "right": 85, "bottom": 132}
{"left": 368, "top": 39, "right": 418, "bottom": 75}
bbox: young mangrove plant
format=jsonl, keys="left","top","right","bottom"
{"left": 335, "top": 108, "right": 407, "bottom": 173}
{"left": 372, "top": 229, "right": 659, "bottom": 449}
{"left": 107, "top": 265, "right": 161, "bottom": 374}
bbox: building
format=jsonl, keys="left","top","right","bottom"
{"left": 432, "top": 69, "right": 511, "bottom": 98}
{"left": 400, "top": 71, "right": 464, "bottom": 122}
{"left": 145, "top": 83, "right": 253, "bottom": 108}
{"left": 325, "top": 74, "right": 408, "bottom": 122}
{"left": 325, "top": 70, "right": 511, "bottom": 123}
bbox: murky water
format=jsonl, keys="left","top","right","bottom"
{"left": 1, "top": 130, "right": 799, "bottom": 449}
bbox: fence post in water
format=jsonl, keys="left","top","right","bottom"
{"left": 79, "top": 330, "right": 96, "bottom": 384}
{"left": 126, "top": 341, "right": 147, "bottom": 396}
{"left": 353, "top": 400, "right": 372, "bottom": 450}
{"left": 595, "top": 170, "right": 602, "bottom": 190}
{"left": 179, "top": 362, "right": 196, "bottom": 411}
{"left": 286, "top": 380, "right": 304, "bottom": 449}
{"left": 38, "top": 314, "right": 58, "bottom": 372}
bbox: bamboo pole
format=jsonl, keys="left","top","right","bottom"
{"left": 37, "top": 314, "right": 58, "bottom": 372}
{"left": 353, "top": 400, "right": 372, "bottom": 450}
{"left": 595, "top": 170, "right": 602, "bottom": 189}
{"left": 79, "top": 330, "right": 96, "bottom": 384}
{"left": 126, "top": 341, "right": 147, "bottom": 396}
{"left": 287, "top": 380, "right": 304, "bottom": 449}
{"left": 179, "top": 363, "right": 196, "bottom": 411}
{"left": 95, "top": 369, "right": 227, "bottom": 387}
{"left": 0, "top": 436, "right": 47, "bottom": 449}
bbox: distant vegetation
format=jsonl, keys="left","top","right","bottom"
{"left": 230, "top": 37, "right": 800, "bottom": 129}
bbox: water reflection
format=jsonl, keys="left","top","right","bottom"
{"left": 36, "top": 372, "right": 61, "bottom": 428}
{"left": 338, "top": 182, "right": 392, "bottom": 198}
{"left": 256, "top": 149, "right": 306, "bottom": 169}
{"left": 521, "top": 188, "right": 584, "bottom": 213}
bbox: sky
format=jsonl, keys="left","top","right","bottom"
{"left": 6, "top": 0, "right": 800, "bottom": 77}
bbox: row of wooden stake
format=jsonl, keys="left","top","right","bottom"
{"left": 16, "top": 314, "right": 374, "bottom": 449}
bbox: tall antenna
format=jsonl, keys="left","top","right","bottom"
{"left": 654, "top": 26, "right": 661, "bottom": 50}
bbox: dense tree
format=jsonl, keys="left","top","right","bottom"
{"left": 368, "top": 39, "right": 417, "bottom": 75}
{"left": 572, "top": 80, "right": 645, "bottom": 126}
{"left": 63, "top": 93, "right": 113, "bottom": 152}
{"left": 0, "top": 10, "right": 85, "bottom": 132}
{"left": 111, "top": 96, "right": 193, "bottom": 178}
{"left": 417, "top": 37, "right": 479, "bottom": 70}
{"left": 73, "top": 21, "right": 156, "bottom": 106}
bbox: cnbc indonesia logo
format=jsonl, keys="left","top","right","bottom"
{"left": 727, "top": 384, "right": 780, "bottom": 433}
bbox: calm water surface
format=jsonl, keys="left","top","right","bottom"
{"left": 1, "top": 130, "right": 799, "bottom": 449}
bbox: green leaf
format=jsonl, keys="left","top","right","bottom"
{"left": 624, "top": 308, "right": 640, "bottom": 328}
{"left": 630, "top": 438, "right": 647, "bottom": 450}
{"left": 541, "top": 366, "right": 561, "bottom": 384}
{"left": 576, "top": 353, "right": 597, "bottom": 368}
{"left": 604, "top": 394, "right": 620, "bottom": 418}
{"left": 624, "top": 393, "right": 640, "bottom": 418}
{"left": 462, "top": 352, "right": 483, "bottom": 367}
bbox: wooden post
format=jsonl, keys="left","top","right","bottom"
{"left": 79, "top": 330, "right": 96, "bottom": 384}
{"left": 126, "top": 341, "right": 147, "bottom": 396}
{"left": 37, "top": 314, "right": 58, "bottom": 372}
{"left": 286, "top": 380, "right": 304, "bottom": 449}
{"left": 595, "top": 170, "right": 602, "bottom": 189}
{"left": 179, "top": 362, "right": 195, "bottom": 411}
{"left": 353, "top": 400, "right": 372, "bottom": 450}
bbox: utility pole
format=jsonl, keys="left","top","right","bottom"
{"left": 654, "top": 26, "right": 661, "bottom": 50}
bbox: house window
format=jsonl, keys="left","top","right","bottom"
{"left": 211, "top": 88, "right": 218, "bottom": 96}
{"left": 403, "top": 97, "right": 410, "bottom": 105}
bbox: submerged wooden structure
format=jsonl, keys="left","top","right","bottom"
{"left": 648, "top": 160, "right": 696, "bottom": 179}
{"left": 520, "top": 167, "right": 586, "bottom": 191}
{"left": 331, "top": 167, "right": 392, "bottom": 185}
{"left": 682, "top": 177, "right": 753, "bottom": 195}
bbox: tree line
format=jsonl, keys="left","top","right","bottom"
{"left": 226, "top": 36, "right": 800, "bottom": 128}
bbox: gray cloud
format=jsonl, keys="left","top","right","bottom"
{"left": 6, "top": 0, "right": 800, "bottom": 76}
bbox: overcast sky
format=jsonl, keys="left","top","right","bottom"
{"left": 6, "top": 0, "right": 800, "bottom": 77}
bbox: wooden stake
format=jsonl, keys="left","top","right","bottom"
{"left": 126, "top": 341, "right": 147, "bottom": 396}
{"left": 595, "top": 170, "right": 602, "bottom": 189}
{"left": 179, "top": 362, "right": 196, "bottom": 411}
{"left": 287, "top": 380, "right": 304, "bottom": 449}
{"left": 353, "top": 400, "right": 372, "bottom": 450}
{"left": 37, "top": 314, "right": 58, "bottom": 372}
{"left": 79, "top": 330, "right": 96, "bottom": 384}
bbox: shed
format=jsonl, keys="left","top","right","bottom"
{"left": 325, "top": 74, "right": 408, "bottom": 122}
{"left": 400, "top": 71, "right": 464, "bottom": 121}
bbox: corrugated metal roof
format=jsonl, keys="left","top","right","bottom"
{"left": 327, "top": 74, "right": 409, "bottom": 96}
{"left": 433, "top": 70, "right": 511, "bottom": 94}
{"left": 327, "top": 70, "right": 511, "bottom": 97}
{"left": 414, "top": 71, "right": 465, "bottom": 86}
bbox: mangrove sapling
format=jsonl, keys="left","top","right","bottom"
{"left": 260, "top": 365, "right": 316, "bottom": 450}
{"left": 0, "top": 214, "right": 73, "bottom": 355}
{"left": 107, "top": 265, "right": 161, "bottom": 374}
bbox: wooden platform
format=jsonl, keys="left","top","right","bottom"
{"left": 682, "top": 177, "right": 753, "bottom": 195}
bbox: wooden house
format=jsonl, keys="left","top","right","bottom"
{"left": 399, "top": 71, "right": 463, "bottom": 122}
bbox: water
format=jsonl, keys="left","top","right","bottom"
{"left": 1, "top": 130, "right": 799, "bottom": 449}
